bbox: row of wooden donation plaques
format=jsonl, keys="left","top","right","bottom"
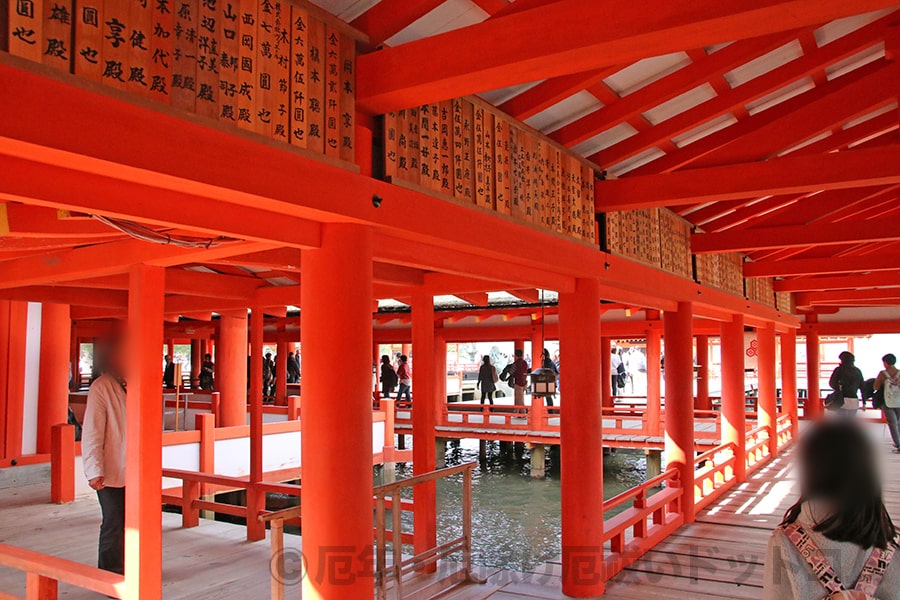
{"left": 608, "top": 207, "right": 782, "bottom": 309}
{"left": 383, "top": 97, "right": 598, "bottom": 242}
{"left": 3, "top": 0, "right": 360, "bottom": 163}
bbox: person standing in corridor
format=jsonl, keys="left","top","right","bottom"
{"left": 82, "top": 336, "right": 128, "bottom": 575}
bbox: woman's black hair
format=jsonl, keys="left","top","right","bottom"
{"left": 838, "top": 351, "right": 855, "bottom": 365}
{"left": 380, "top": 355, "right": 391, "bottom": 365}
{"left": 782, "top": 420, "right": 896, "bottom": 549}
{"left": 482, "top": 355, "right": 491, "bottom": 364}
{"left": 884, "top": 353, "right": 897, "bottom": 366}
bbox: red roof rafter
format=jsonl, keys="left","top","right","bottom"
{"left": 592, "top": 13, "right": 896, "bottom": 169}
{"left": 551, "top": 31, "right": 802, "bottom": 148}
{"left": 356, "top": 0, "right": 899, "bottom": 113}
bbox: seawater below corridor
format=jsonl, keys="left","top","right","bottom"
{"left": 373, "top": 439, "right": 654, "bottom": 573}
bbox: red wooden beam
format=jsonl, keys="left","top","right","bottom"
{"left": 551, "top": 31, "right": 800, "bottom": 148}
{"left": 351, "top": 0, "right": 445, "bottom": 48}
{"left": 356, "top": 0, "right": 899, "bottom": 112}
{"left": 454, "top": 293, "right": 490, "bottom": 306}
{"left": 694, "top": 216, "right": 900, "bottom": 254}
{"left": 0, "top": 239, "right": 272, "bottom": 289}
{"left": 506, "top": 289, "right": 541, "bottom": 303}
{"left": 795, "top": 288, "right": 900, "bottom": 306}
{"left": 598, "top": 144, "right": 900, "bottom": 211}
{"left": 592, "top": 14, "right": 896, "bottom": 168}
{"left": 0, "top": 204, "right": 121, "bottom": 238}
{"left": 747, "top": 185, "right": 900, "bottom": 229}
{"left": 0, "top": 286, "right": 128, "bottom": 307}
{"left": 498, "top": 65, "right": 622, "bottom": 121}
{"left": 774, "top": 271, "right": 900, "bottom": 292}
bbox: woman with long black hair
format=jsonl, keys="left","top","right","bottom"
{"left": 764, "top": 421, "right": 899, "bottom": 599}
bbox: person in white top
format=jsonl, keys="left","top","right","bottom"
{"left": 874, "top": 353, "right": 900, "bottom": 453}
{"left": 81, "top": 337, "right": 127, "bottom": 575}
{"left": 764, "top": 421, "right": 899, "bottom": 599}
{"left": 610, "top": 347, "right": 623, "bottom": 397}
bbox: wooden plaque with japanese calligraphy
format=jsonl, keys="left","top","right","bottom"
{"left": 192, "top": 0, "right": 218, "bottom": 117}
{"left": 493, "top": 117, "right": 511, "bottom": 216}
{"left": 8, "top": 0, "right": 43, "bottom": 61}
{"left": 303, "top": 13, "right": 323, "bottom": 153}
{"left": 321, "top": 26, "right": 340, "bottom": 156}
{"left": 405, "top": 106, "right": 420, "bottom": 186}
{"left": 437, "top": 100, "right": 453, "bottom": 196}
{"left": 254, "top": 0, "right": 278, "bottom": 137}
{"left": 270, "top": 1, "right": 289, "bottom": 142}
{"left": 416, "top": 104, "right": 432, "bottom": 189}
{"left": 235, "top": 0, "right": 257, "bottom": 131}
{"left": 73, "top": 0, "right": 102, "bottom": 80}
{"left": 429, "top": 103, "right": 441, "bottom": 191}
{"left": 217, "top": 0, "right": 241, "bottom": 123}
{"left": 581, "top": 165, "right": 595, "bottom": 243}
{"left": 126, "top": 0, "right": 153, "bottom": 97}
{"left": 99, "top": 0, "right": 129, "bottom": 90}
{"left": 41, "top": 0, "right": 73, "bottom": 71}
{"left": 147, "top": 0, "right": 174, "bottom": 103}
{"left": 287, "top": 3, "right": 307, "bottom": 146}
{"left": 456, "top": 99, "right": 474, "bottom": 203}
{"left": 337, "top": 32, "right": 353, "bottom": 161}
{"left": 171, "top": 0, "right": 198, "bottom": 111}
{"left": 383, "top": 111, "right": 398, "bottom": 180}
{"left": 472, "top": 104, "right": 489, "bottom": 208}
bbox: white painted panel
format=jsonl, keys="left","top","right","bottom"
{"left": 608, "top": 147, "right": 666, "bottom": 176}
{"left": 745, "top": 77, "right": 815, "bottom": 115}
{"left": 814, "top": 8, "right": 897, "bottom": 47}
{"left": 642, "top": 83, "right": 717, "bottom": 125}
{"left": 723, "top": 40, "right": 802, "bottom": 88}
{"left": 215, "top": 437, "right": 252, "bottom": 478}
{"left": 604, "top": 52, "right": 691, "bottom": 97}
{"left": 386, "top": 0, "right": 488, "bottom": 47}
{"left": 21, "top": 303, "right": 42, "bottom": 456}
{"left": 525, "top": 91, "right": 603, "bottom": 133}
{"left": 570, "top": 122, "right": 639, "bottom": 156}
{"left": 162, "top": 443, "right": 201, "bottom": 489}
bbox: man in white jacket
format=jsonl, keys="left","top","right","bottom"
{"left": 81, "top": 339, "right": 127, "bottom": 575}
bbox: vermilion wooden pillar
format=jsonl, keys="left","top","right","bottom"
{"left": 531, "top": 320, "right": 544, "bottom": 370}
{"left": 514, "top": 339, "right": 525, "bottom": 364}
{"left": 276, "top": 340, "right": 288, "bottom": 404}
{"left": 721, "top": 315, "right": 747, "bottom": 482}
{"left": 300, "top": 224, "right": 374, "bottom": 600}
{"left": 218, "top": 311, "right": 248, "bottom": 427}
{"left": 646, "top": 325, "right": 662, "bottom": 436}
{"left": 780, "top": 329, "right": 799, "bottom": 438}
{"left": 664, "top": 302, "right": 695, "bottom": 524}
{"left": 757, "top": 324, "right": 778, "bottom": 456}
{"left": 695, "top": 335, "right": 711, "bottom": 411}
{"left": 434, "top": 331, "right": 447, "bottom": 410}
{"left": 247, "top": 303, "right": 266, "bottom": 541}
{"left": 125, "top": 264, "right": 164, "bottom": 600}
{"left": 805, "top": 327, "right": 821, "bottom": 419}
{"left": 601, "top": 337, "right": 613, "bottom": 408}
{"left": 559, "top": 278, "right": 604, "bottom": 598}
{"left": 37, "top": 303, "right": 71, "bottom": 454}
{"left": 190, "top": 340, "right": 201, "bottom": 389}
{"left": 3, "top": 301, "right": 27, "bottom": 462}
{"left": 412, "top": 290, "right": 437, "bottom": 570}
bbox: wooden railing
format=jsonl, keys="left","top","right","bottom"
{"left": 0, "top": 544, "right": 125, "bottom": 600}
{"left": 259, "top": 505, "right": 303, "bottom": 600}
{"left": 776, "top": 414, "right": 794, "bottom": 450}
{"left": 693, "top": 442, "right": 738, "bottom": 512}
{"left": 397, "top": 402, "right": 730, "bottom": 441}
{"left": 602, "top": 468, "right": 683, "bottom": 581}
{"left": 745, "top": 424, "right": 773, "bottom": 470}
{"left": 373, "top": 462, "right": 482, "bottom": 600}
